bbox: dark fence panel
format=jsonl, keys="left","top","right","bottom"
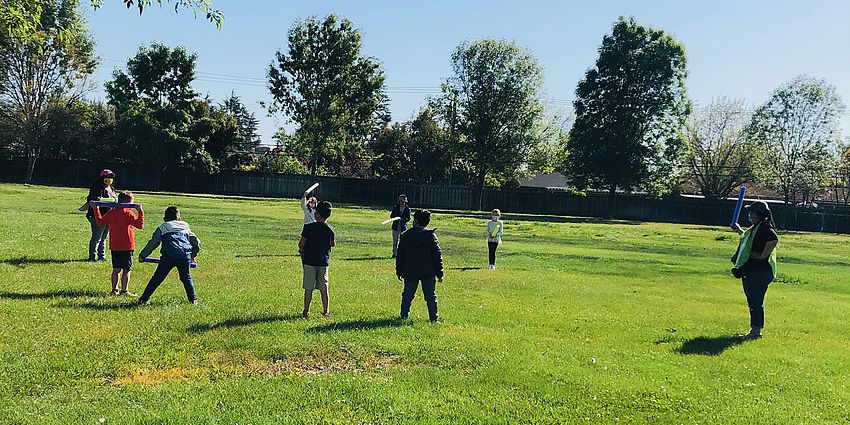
{"left": 3, "top": 158, "right": 850, "bottom": 233}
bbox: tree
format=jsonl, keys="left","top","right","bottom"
{"left": 684, "top": 98, "right": 754, "bottom": 200}
{"left": 831, "top": 140, "right": 850, "bottom": 205}
{"left": 434, "top": 38, "right": 545, "bottom": 208}
{"left": 747, "top": 75, "right": 845, "bottom": 205}
{"left": 267, "top": 14, "right": 387, "bottom": 177}
{"left": 0, "top": 0, "right": 96, "bottom": 182}
{"left": 106, "top": 43, "right": 220, "bottom": 173}
{"left": 368, "top": 122, "right": 410, "bottom": 180}
{"left": 219, "top": 91, "right": 259, "bottom": 151}
{"left": 565, "top": 17, "right": 691, "bottom": 197}
{"left": 256, "top": 153, "right": 308, "bottom": 174}
{"left": 1, "top": 0, "right": 222, "bottom": 46}
{"left": 369, "top": 107, "right": 455, "bottom": 182}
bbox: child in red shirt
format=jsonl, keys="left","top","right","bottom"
{"left": 91, "top": 191, "right": 144, "bottom": 296}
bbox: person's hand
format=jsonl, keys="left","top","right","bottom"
{"left": 135, "top": 204, "right": 143, "bottom": 212}
{"left": 303, "top": 191, "right": 309, "bottom": 198}
{"left": 89, "top": 200, "right": 97, "bottom": 207}
{"left": 731, "top": 223, "right": 743, "bottom": 233}
{"left": 138, "top": 255, "right": 144, "bottom": 263}
{"left": 397, "top": 275, "right": 402, "bottom": 281}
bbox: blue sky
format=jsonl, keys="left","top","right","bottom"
{"left": 86, "top": 0, "right": 850, "bottom": 145}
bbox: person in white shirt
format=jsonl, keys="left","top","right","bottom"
{"left": 486, "top": 209, "right": 504, "bottom": 270}
{"left": 301, "top": 191, "right": 317, "bottom": 225}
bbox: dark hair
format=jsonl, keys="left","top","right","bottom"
{"left": 762, "top": 210, "right": 775, "bottom": 227}
{"left": 414, "top": 209, "right": 431, "bottom": 227}
{"left": 164, "top": 206, "right": 180, "bottom": 221}
{"left": 117, "top": 191, "right": 133, "bottom": 204}
{"left": 315, "top": 201, "right": 332, "bottom": 219}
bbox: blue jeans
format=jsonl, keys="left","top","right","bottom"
{"left": 392, "top": 226, "right": 407, "bottom": 257}
{"left": 742, "top": 268, "right": 773, "bottom": 328}
{"left": 139, "top": 256, "right": 197, "bottom": 302}
{"left": 87, "top": 215, "right": 108, "bottom": 260}
{"left": 401, "top": 276, "right": 438, "bottom": 321}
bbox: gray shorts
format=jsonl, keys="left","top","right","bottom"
{"left": 302, "top": 265, "right": 329, "bottom": 291}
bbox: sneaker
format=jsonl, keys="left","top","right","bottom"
{"left": 121, "top": 291, "right": 137, "bottom": 297}
{"left": 110, "top": 289, "right": 120, "bottom": 296}
{"left": 189, "top": 299, "right": 198, "bottom": 305}
{"left": 302, "top": 310, "right": 310, "bottom": 319}
{"left": 137, "top": 299, "right": 150, "bottom": 306}
{"left": 97, "top": 256, "right": 107, "bottom": 262}
{"left": 322, "top": 311, "right": 331, "bottom": 318}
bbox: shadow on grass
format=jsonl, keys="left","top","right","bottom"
{"left": 234, "top": 254, "right": 301, "bottom": 259}
{"left": 0, "top": 289, "right": 102, "bottom": 300}
{"left": 449, "top": 266, "right": 484, "bottom": 271}
{"left": 677, "top": 335, "right": 751, "bottom": 355}
{"left": 57, "top": 300, "right": 140, "bottom": 310}
{"left": 306, "top": 318, "right": 409, "bottom": 333}
{"left": 189, "top": 314, "right": 304, "bottom": 333}
{"left": 340, "top": 256, "right": 391, "bottom": 261}
{"left": 451, "top": 213, "right": 642, "bottom": 225}
{"left": 1, "top": 257, "right": 90, "bottom": 268}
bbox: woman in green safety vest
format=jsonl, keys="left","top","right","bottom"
{"left": 730, "top": 200, "right": 778, "bottom": 339}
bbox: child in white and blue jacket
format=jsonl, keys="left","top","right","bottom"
{"left": 137, "top": 206, "right": 201, "bottom": 305}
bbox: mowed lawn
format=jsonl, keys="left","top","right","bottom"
{"left": 0, "top": 183, "right": 848, "bottom": 424}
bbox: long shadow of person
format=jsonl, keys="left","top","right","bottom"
{"left": 1, "top": 257, "right": 90, "bottom": 268}
{"left": 677, "top": 335, "right": 752, "bottom": 356}
{"left": 0, "top": 289, "right": 102, "bottom": 300}
{"left": 189, "top": 314, "right": 304, "bottom": 333}
{"left": 306, "top": 317, "right": 410, "bottom": 333}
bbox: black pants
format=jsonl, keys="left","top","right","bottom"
{"left": 401, "top": 276, "right": 438, "bottom": 321}
{"left": 742, "top": 268, "right": 773, "bottom": 328}
{"left": 488, "top": 242, "right": 498, "bottom": 265}
{"left": 139, "top": 256, "right": 197, "bottom": 302}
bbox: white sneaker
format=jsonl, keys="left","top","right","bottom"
{"left": 488, "top": 264, "right": 495, "bottom": 270}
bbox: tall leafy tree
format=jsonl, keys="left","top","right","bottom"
{"left": 368, "top": 121, "right": 410, "bottom": 180}
{"left": 267, "top": 14, "right": 388, "bottom": 177}
{"left": 434, "top": 38, "right": 545, "bottom": 208}
{"left": 0, "top": 0, "right": 96, "bottom": 182}
{"left": 832, "top": 140, "right": 850, "bottom": 205}
{"left": 105, "top": 42, "right": 221, "bottom": 173}
{"left": 566, "top": 17, "right": 691, "bottom": 196}
{"left": 747, "top": 75, "right": 845, "bottom": 205}
{"left": 684, "top": 98, "right": 754, "bottom": 200}
{"left": 218, "top": 91, "right": 259, "bottom": 151}
{"left": 1, "top": 1, "right": 222, "bottom": 45}
{"left": 369, "top": 107, "right": 454, "bottom": 182}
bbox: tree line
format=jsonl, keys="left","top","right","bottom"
{"left": 1, "top": 2, "right": 847, "bottom": 208}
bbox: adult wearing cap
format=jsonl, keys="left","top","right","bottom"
{"left": 84, "top": 169, "right": 117, "bottom": 261}
{"left": 731, "top": 201, "right": 778, "bottom": 339}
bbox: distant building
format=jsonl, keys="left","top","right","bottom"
{"left": 520, "top": 172, "right": 567, "bottom": 189}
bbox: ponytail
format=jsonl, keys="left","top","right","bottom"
{"left": 763, "top": 210, "right": 775, "bottom": 228}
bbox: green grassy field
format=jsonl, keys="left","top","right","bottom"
{"left": 0, "top": 183, "right": 848, "bottom": 424}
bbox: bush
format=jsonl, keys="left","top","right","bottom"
{"left": 256, "top": 154, "right": 308, "bottom": 175}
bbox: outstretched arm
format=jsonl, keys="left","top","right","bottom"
{"left": 138, "top": 228, "right": 163, "bottom": 260}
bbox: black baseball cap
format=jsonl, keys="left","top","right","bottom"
{"left": 745, "top": 201, "right": 771, "bottom": 214}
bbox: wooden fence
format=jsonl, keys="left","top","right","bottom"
{"left": 3, "top": 158, "right": 850, "bottom": 233}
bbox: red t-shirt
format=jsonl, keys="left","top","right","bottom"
{"left": 93, "top": 208, "right": 144, "bottom": 251}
